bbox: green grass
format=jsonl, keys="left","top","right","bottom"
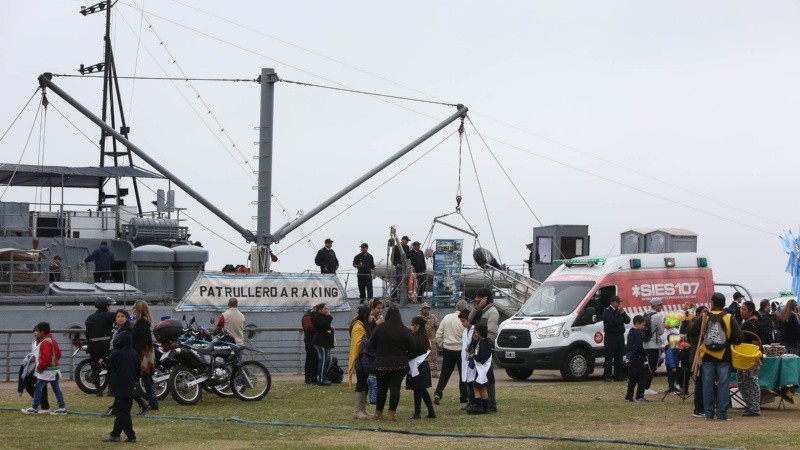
{"left": 2, "top": 376, "right": 799, "bottom": 449}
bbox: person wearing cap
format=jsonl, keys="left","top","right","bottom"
{"left": 86, "top": 240, "right": 115, "bottom": 282}
{"left": 642, "top": 298, "right": 665, "bottom": 395}
{"left": 523, "top": 243, "right": 533, "bottom": 278}
{"left": 315, "top": 238, "right": 339, "bottom": 274}
{"left": 409, "top": 241, "right": 427, "bottom": 298}
{"left": 725, "top": 292, "right": 744, "bottom": 324}
{"left": 697, "top": 292, "right": 743, "bottom": 420}
{"left": 419, "top": 302, "right": 439, "bottom": 377}
{"left": 85, "top": 297, "right": 117, "bottom": 396}
{"left": 352, "top": 243, "right": 376, "bottom": 303}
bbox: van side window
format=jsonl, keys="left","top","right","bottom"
{"left": 586, "top": 286, "right": 617, "bottom": 323}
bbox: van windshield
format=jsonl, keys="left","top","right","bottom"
{"left": 518, "top": 280, "right": 595, "bottom": 317}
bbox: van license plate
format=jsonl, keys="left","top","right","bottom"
{"left": 505, "top": 351, "right": 515, "bottom": 359}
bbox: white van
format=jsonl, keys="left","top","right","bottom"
{"left": 494, "top": 252, "right": 749, "bottom": 381}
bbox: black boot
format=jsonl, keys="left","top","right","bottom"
{"left": 482, "top": 399, "right": 489, "bottom": 414}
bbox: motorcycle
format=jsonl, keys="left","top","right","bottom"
{"left": 72, "top": 338, "right": 107, "bottom": 394}
{"left": 166, "top": 318, "right": 271, "bottom": 405}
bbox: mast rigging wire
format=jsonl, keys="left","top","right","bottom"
{"left": 0, "top": 102, "right": 43, "bottom": 201}
{"left": 0, "top": 88, "right": 41, "bottom": 144}
{"left": 279, "top": 79, "right": 458, "bottom": 108}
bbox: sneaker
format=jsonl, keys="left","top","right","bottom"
{"left": 21, "top": 408, "right": 38, "bottom": 414}
{"left": 742, "top": 411, "right": 761, "bottom": 417}
{"left": 644, "top": 388, "right": 658, "bottom": 395}
{"left": 38, "top": 409, "right": 51, "bottom": 415}
{"left": 692, "top": 412, "right": 705, "bottom": 418}
{"left": 624, "top": 397, "right": 634, "bottom": 402}
{"left": 433, "top": 395, "right": 441, "bottom": 405}
{"left": 717, "top": 416, "right": 733, "bottom": 421}
{"left": 635, "top": 398, "right": 649, "bottom": 403}
{"left": 51, "top": 408, "right": 68, "bottom": 415}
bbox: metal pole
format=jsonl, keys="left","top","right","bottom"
{"left": 272, "top": 104, "right": 468, "bottom": 241}
{"left": 257, "top": 69, "right": 276, "bottom": 246}
{"left": 38, "top": 73, "right": 257, "bottom": 243}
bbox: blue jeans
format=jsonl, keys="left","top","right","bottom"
{"left": 141, "top": 374, "right": 159, "bottom": 409}
{"left": 314, "top": 345, "right": 331, "bottom": 383}
{"left": 702, "top": 360, "right": 731, "bottom": 419}
{"left": 33, "top": 374, "right": 65, "bottom": 410}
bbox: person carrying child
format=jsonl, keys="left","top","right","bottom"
{"left": 466, "top": 323, "right": 494, "bottom": 414}
{"left": 406, "top": 316, "right": 436, "bottom": 419}
{"left": 625, "top": 315, "right": 650, "bottom": 403}
{"left": 102, "top": 318, "right": 140, "bottom": 443}
{"left": 21, "top": 322, "right": 66, "bottom": 415}
{"left": 18, "top": 326, "right": 50, "bottom": 413}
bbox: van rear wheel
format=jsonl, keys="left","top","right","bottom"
{"left": 505, "top": 368, "right": 533, "bottom": 380}
{"left": 561, "top": 348, "right": 590, "bottom": 381}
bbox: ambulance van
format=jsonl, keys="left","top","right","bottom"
{"left": 494, "top": 252, "right": 746, "bottom": 381}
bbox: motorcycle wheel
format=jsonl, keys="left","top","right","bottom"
{"left": 169, "top": 365, "right": 202, "bottom": 405}
{"left": 231, "top": 361, "right": 271, "bottom": 402}
{"left": 210, "top": 382, "right": 235, "bottom": 398}
{"left": 75, "top": 358, "right": 107, "bottom": 394}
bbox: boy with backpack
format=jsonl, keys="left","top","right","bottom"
{"left": 698, "top": 292, "right": 743, "bottom": 421}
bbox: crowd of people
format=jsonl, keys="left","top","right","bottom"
{"left": 604, "top": 291, "right": 800, "bottom": 421}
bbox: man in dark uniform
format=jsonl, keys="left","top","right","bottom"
{"left": 85, "top": 297, "right": 117, "bottom": 396}
{"left": 602, "top": 295, "right": 631, "bottom": 381}
{"left": 352, "top": 243, "right": 376, "bottom": 303}
{"left": 409, "top": 241, "right": 427, "bottom": 297}
{"left": 314, "top": 238, "right": 339, "bottom": 274}
{"left": 391, "top": 236, "right": 411, "bottom": 302}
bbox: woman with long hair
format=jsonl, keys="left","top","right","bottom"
{"left": 348, "top": 305, "right": 372, "bottom": 419}
{"left": 102, "top": 309, "right": 134, "bottom": 417}
{"left": 407, "top": 316, "right": 436, "bottom": 419}
{"left": 738, "top": 301, "right": 763, "bottom": 416}
{"left": 132, "top": 300, "right": 158, "bottom": 414}
{"left": 367, "top": 305, "right": 414, "bottom": 421}
{"left": 777, "top": 299, "right": 799, "bottom": 355}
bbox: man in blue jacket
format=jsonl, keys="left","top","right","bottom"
{"left": 85, "top": 241, "right": 115, "bottom": 282}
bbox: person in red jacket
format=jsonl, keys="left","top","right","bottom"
{"left": 22, "top": 322, "right": 67, "bottom": 415}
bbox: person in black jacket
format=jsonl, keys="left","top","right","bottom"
{"left": 406, "top": 316, "right": 435, "bottom": 419}
{"left": 311, "top": 303, "right": 335, "bottom": 386}
{"left": 625, "top": 316, "right": 649, "bottom": 402}
{"left": 86, "top": 240, "right": 115, "bottom": 282}
{"left": 602, "top": 295, "right": 631, "bottom": 381}
{"left": 408, "top": 241, "right": 427, "bottom": 298}
{"left": 85, "top": 297, "right": 116, "bottom": 396}
{"left": 368, "top": 305, "right": 415, "bottom": 421}
{"left": 738, "top": 300, "right": 764, "bottom": 416}
{"left": 301, "top": 309, "right": 318, "bottom": 384}
{"left": 314, "top": 239, "right": 339, "bottom": 274}
{"left": 352, "top": 243, "right": 376, "bottom": 303}
{"left": 102, "top": 319, "right": 139, "bottom": 443}
{"left": 132, "top": 300, "right": 158, "bottom": 414}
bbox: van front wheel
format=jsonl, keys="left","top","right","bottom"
{"left": 505, "top": 368, "right": 533, "bottom": 380}
{"left": 561, "top": 348, "right": 590, "bottom": 381}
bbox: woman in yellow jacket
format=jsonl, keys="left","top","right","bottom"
{"left": 348, "top": 305, "right": 373, "bottom": 419}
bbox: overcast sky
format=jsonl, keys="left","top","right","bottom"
{"left": 1, "top": 1, "right": 798, "bottom": 297}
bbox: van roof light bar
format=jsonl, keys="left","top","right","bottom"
{"left": 553, "top": 257, "right": 606, "bottom": 268}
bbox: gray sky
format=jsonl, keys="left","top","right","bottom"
{"left": 1, "top": 1, "right": 798, "bottom": 296}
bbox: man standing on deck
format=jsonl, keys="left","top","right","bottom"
{"left": 315, "top": 238, "right": 339, "bottom": 274}
{"left": 409, "top": 241, "right": 427, "bottom": 298}
{"left": 352, "top": 243, "right": 376, "bottom": 304}
{"left": 392, "top": 236, "right": 411, "bottom": 305}
{"left": 85, "top": 297, "right": 116, "bottom": 396}
{"left": 523, "top": 243, "right": 534, "bottom": 278}
{"left": 86, "top": 241, "right": 115, "bottom": 282}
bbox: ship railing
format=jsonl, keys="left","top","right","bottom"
{"left": 0, "top": 327, "right": 354, "bottom": 382}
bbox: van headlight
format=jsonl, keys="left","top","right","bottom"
{"left": 535, "top": 323, "right": 564, "bottom": 339}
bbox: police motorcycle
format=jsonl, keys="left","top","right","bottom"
{"left": 159, "top": 316, "right": 271, "bottom": 405}
{"left": 72, "top": 338, "right": 108, "bottom": 394}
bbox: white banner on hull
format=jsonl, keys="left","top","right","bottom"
{"left": 176, "top": 273, "right": 350, "bottom": 312}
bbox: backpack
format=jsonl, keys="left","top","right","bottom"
{"left": 703, "top": 312, "right": 729, "bottom": 351}
{"left": 642, "top": 312, "right": 656, "bottom": 342}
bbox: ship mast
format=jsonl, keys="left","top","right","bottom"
{"left": 80, "top": 0, "right": 143, "bottom": 215}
